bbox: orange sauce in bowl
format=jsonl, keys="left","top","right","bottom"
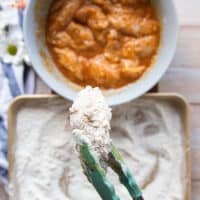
{"left": 46, "top": 0, "right": 160, "bottom": 89}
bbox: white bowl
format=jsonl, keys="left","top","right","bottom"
{"left": 24, "top": 0, "right": 178, "bottom": 105}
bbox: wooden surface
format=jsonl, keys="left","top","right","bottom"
{"left": 2, "top": 1, "right": 200, "bottom": 199}
{"left": 159, "top": 2, "right": 200, "bottom": 199}
{"left": 159, "top": 26, "right": 200, "bottom": 200}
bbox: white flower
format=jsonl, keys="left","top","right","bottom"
{"left": 23, "top": 49, "right": 31, "bottom": 66}
{"left": 0, "top": 36, "right": 25, "bottom": 65}
{"left": 8, "top": 24, "right": 23, "bottom": 40}
{"left": 0, "top": 27, "right": 6, "bottom": 39}
{"left": 0, "top": 7, "right": 19, "bottom": 30}
{"left": 0, "top": 0, "right": 16, "bottom": 9}
{"left": 0, "top": 3, "right": 31, "bottom": 66}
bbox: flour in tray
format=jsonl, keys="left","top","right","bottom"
{"left": 10, "top": 97, "right": 187, "bottom": 200}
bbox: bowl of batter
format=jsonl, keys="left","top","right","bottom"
{"left": 24, "top": 0, "right": 178, "bottom": 105}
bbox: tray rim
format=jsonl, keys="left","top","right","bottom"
{"left": 8, "top": 93, "right": 191, "bottom": 200}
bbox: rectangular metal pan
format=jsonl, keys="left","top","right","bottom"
{"left": 7, "top": 94, "right": 191, "bottom": 200}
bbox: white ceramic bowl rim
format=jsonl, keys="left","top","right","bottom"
{"left": 24, "top": 0, "right": 179, "bottom": 106}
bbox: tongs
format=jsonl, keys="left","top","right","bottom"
{"left": 77, "top": 141, "right": 144, "bottom": 200}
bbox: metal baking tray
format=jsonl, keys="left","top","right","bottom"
{"left": 8, "top": 94, "right": 191, "bottom": 200}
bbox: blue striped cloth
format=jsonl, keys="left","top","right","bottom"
{"left": 0, "top": 1, "right": 35, "bottom": 190}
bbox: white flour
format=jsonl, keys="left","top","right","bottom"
{"left": 69, "top": 86, "right": 112, "bottom": 157}
{"left": 10, "top": 97, "right": 187, "bottom": 200}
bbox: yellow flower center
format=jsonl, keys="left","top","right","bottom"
{"left": 7, "top": 44, "right": 18, "bottom": 56}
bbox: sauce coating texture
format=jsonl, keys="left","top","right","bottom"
{"left": 46, "top": 0, "right": 160, "bottom": 89}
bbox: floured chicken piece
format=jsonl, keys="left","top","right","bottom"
{"left": 69, "top": 86, "right": 112, "bottom": 157}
